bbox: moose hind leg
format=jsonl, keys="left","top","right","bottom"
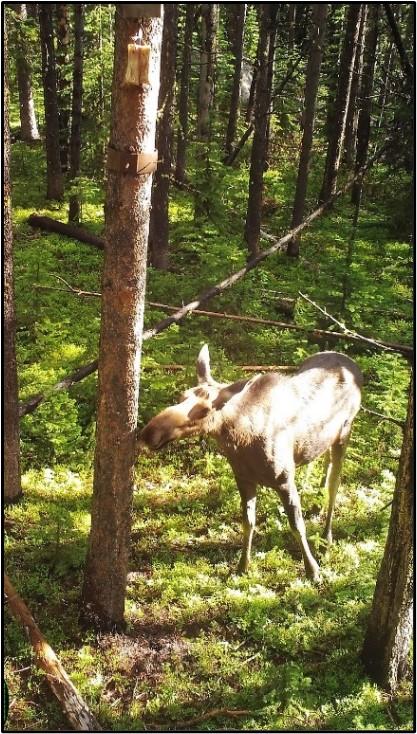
{"left": 279, "top": 480, "right": 320, "bottom": 581}
{"left": 235, "top": 477, "right": 257, "bottom": 574}
{"left": 323, "top": 439, "right": 348, "bottom": 543}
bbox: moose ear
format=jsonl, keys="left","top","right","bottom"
{"left": 213, "top": 378, "right": 253, "bottom": 410}
{"left": 196, "top": 344, "right": 212, "bottom": 384}
{"left": 188, "top": 402, "right": 211, "bottom": 421}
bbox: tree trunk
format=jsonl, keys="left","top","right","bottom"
{"left": 224, "top": 4, "right": 246, "bottom": 156}
{"left": 13, "top": 3, "right": 40, "bottom": 142}
{"left": 344, "top": 6, "right": 366, "bottom": 167}
{"left": 39, "top": 4, "right": 64, "bottom": 200}
{"left": 288, "top": 3, "right": 296, "bottom": 52}
{"left": 81, "top": 6, "right": 163, "bottom": 630}
{"left": 287, "top": 3, "right": 328, "bottom": 257}
{"left": 55, "top": 3, "right": 71, "bottom": 172}
{"left": 319, "top": 4, "right": 362, "bottom": 203}
{"left": 148, "top": 4, "right": 177, "bottom": 270}
{"left": 244, "top": 4, "right": 278, "bottom": 257}
{"left": 352, "top": 4, "right": 379, "bottom": 206}
{"left": 362, "top": 376, "right": 413, "bottom": 692}
{"left": 196, "top": 3, "right": 218, "bottom": 139}
{"left": 264, "top": 6, "right": 278, "bottom": 170}
{"left": 4, "top": 18, "right": 22, "bottom": 505}
{"left": 195, "top": 3, "right": 218, "bottom": 218}
{"left": 175, "top": 3, "right": 194, "bottom": 184}
{"left": 68, "top": 3, "right": 84, "bottom": 224}
{"left": 245, "top": 6, "right": 261, "bottom": 123}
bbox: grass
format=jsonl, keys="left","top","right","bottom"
{"left": 4, "top": 140, "right": 413, "bottom": 731}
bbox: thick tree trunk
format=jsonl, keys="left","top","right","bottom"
{"left": 13, "top": 3, "right": 40, "bottom": 143}
{"left": 352, "top": 5, "right": 379, "bottom": 206}
{"left": 319, "top": 4, "right": 362, "bottom": 203}
{"left": 39, "top": 4, "right": 64, "bottom": 200}
{"left": 4, "top": 20, "right": 22, "bottom": 505}
{"left": 68, "top": 3, "right": 84, "bottom": 224}
{"left": 55, "top": 3, "right": 71, "bottom": 172}
{"left": 287, "top": 3, "right": 328, "bottom": 257}
{"left": 175, "top": 3, "right": 194, "bottom": 184}
{"left": 362, "top": 376, "right": 413, "bottom": 692}
{"left": 344, "top": 6, "right": 366, "bottom": 167}
{"left": 224, "top": 4, "right": 246, "bottom": 156}
{"left": 149, "top": 4, "right": 177, "bottom": 269}
{"left": 244, "top": 4, "right": 278, "bottom": 257}
{"left": 82, "top": 6, "right": 163, "bottom": 630}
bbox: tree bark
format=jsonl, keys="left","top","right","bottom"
{"left": 175, "top": 3, "right": 194, "bottom": 184}
{"left": 12, "top": 3, "right": 41, "bottom": 142}
{"left": 344, "top": 5, "right": 366, "bottom": 167}
{"left": 224, "top": 4, "right": 246, "bottom": 156}
{"left": 39, "top": 4, "right": 64, "bottom": 200}
{"left": 352, "top": 4, "right": 379, "bottom": 206}
{"left": 81, "top": 6, "right": 163, "bottom": 630}
{"left": 288, "top": 3, "right": 296, "bottom": 52}
{"left": 362, "top": 376, "right": 413, "bottom": 692}
{"left": 5, "top": 574, "right": 101, "bottom": 730}
{"left": 68, "top": 3, "right": 84, "bottom": 224}
{"left": 244, "top": 4, "right": 278, "bottom": 257}
{"left": 55, "top": 3, "right": 71, "bottom": 172}
{"left": 4, "top": 18, "right": 23, "bottom": 505}
{"left": 196, "top": 3, "right": 218, "bottom": 139}
{"left": 319, "top": 4, "right": 362, "bottom": 203}
{"left": 148, "top": 4, "right": 178, "bottom": 269}
{"left": 287, "top": 3, "right": 327, "bottom": 257}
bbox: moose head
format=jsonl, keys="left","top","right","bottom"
{"left": 137, "top": 345, "right": 250, "bottom": 451}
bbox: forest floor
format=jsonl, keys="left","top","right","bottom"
{"left": 4, "top": 141, "right": 414, "bottom": 731}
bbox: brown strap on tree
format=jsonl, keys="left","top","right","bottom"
{"left": 106, "top": 147, "right": 158, "bottom": 175}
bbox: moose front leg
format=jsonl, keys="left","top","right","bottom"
{"left": 235, "top": 476, "right": 257, "bottom": 574}
{"left": 278, "top": 479, "right": 320, "bottom": 582}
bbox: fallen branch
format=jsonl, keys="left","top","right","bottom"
{"left": 298, "top": 292, "right": 410, "bottom": 355}
{"left": 4, "top": 574, "right": 101, "bottom": 731}
{"left": 19, "top": 144, "right": 408, "bottom": 417}
{"left": 27, "top": 214, "right": 105, "bottom": 250}
{"left": 169, "top": 707, "right": 251, "bottom": 730}
{"left": 361, "top": 406, "right": 405, "bottom": 429}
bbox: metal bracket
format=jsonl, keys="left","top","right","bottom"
{"left": 106, "top": 147, "right": 158, "bottom": 175}
{"left": 121, "top": 4, "right": 162, "bottom": 19}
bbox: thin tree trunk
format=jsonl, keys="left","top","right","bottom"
{"left": 344, "top": 6, "right": 366, "bottom": 167}
{"left": 264, "top": 7, "right": 278, "bottom": 170}
{"left": 13, "top": 3, "right": 40, "bottom": 142}
{"left": 319, "top": 4, "right": 362, "bottom": 203}
{"left": 55, "top": 3, "right": 71, "bottom": 172}
{"left": 149, "top": 4, "right": 178, "bottom": 269}
{"left": 362, "top": 376, "right": 413, "bottom": 692}
{"left": 68, "top": 3, "right": 84, "bottom": 224}
{"left": 224, "top": 4, "right": 246, "bottom": 156}
{"left": 288, "top": 3, "right": 296, "bottom": 52}
{"left": 244, "top": 4, "right": 278, "bottom": 257}
{"left": 196, "top": 3, "right": 218, "bottom": 139}
{"left": 352, "top": 4, "right": 379, "bottom": 206}
{"left": 4, "top": 18, "right": 22, "bottom": 505}
{"left": 39, "top": 4, "right": 64, "bottom": 200}
{"left": 175, "top": 3, "right": 194, "bottom": 184}
{"left": 287, "top": 3, "right": 328, "bottom": 257}
{"left": 245, "top": 6, "right": 261, "bottom": 123}
{"left": 195, "top": 3, "right": 218, "bottom": 218}
{"left": 81, "top": 6, "right": 163, "bottom": 630}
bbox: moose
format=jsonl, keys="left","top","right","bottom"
{"left": 138, "top": 346, "right": 363, "bottom": 581}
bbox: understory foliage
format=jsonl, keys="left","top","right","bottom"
{"left": 4, "top": 3, "right": 413, "bottom": 732}
{"left": 5, "top": 139, "right": 413, "bottom": 731}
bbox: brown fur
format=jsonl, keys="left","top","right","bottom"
{"left": 138, "top": 346, "right": 363, "bottom": 580}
